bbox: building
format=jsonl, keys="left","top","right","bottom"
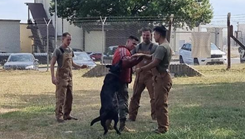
{"left": 20, "top": 23, "right": 33, "bottom": 53}
{"left": 28, "top": 0, "right": 92, "bottom": 52}
{"left": 237, "top": 24, "right": 245, "bottom": 45}
{"left": 0, "top": 19, "right": 20, "bottom": 53}
{"left": 27, "top": 0, "right": 143, "bottom": 53}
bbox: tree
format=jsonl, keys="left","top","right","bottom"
{"left": 50, "top": 0, "right": 213, "bottom": 29}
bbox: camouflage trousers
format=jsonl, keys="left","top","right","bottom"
{"left": 117, "top": 82, "right": 129, "bottom": 120}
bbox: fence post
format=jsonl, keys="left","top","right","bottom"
{"left": 55, "top": 0, "right": 57, "bottom": 48}
{"left": 100, "top": 16, "right": 107, "bottom": 64}
{"left": 44, "top": 18, "right": 52, "bottom": 71}
{"left": 227, "top": 13, "right": 231, "bottom": 70}
{"left": 167, "top": 14, "right": 174, "bottom": 43}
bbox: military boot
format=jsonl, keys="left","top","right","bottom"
{"left": 119, "top": 119, "right": 135, "bottom": 132}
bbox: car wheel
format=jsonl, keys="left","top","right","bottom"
{"left": 179, "top": 56, "right": 184, "bottom": 63}
{"left": 194, "top": 58, "right": 199, "bottom": 65}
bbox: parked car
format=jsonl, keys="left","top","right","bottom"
{"left": 86, "top": 52, "right": 92, "bottom": 55}
{"left": 104, "top": 46, "right": 118, "bottom": 57}
{"left": 89, "top": 52, "right": 106, "bottom": 61}
{"left": 238, "top": 46, "right": 245, "bottom": 63}
{"left": 103, "top": 46, "right": 118, "bottom": 64}
{"left": 72, "top": 48, "right": 83, "bottom": 52}
{"left": 73, "top": 52, "right": 96, "bottom": 68}
{"left": 179, "top": 43, "right": 227, "bottom": 65}
{"left": 33, "top": 53, "right": 51, "bottom": 64}
{"left": 3, "top": 53, "right": 39, "bottom": 70}
{"left": 0, "top": 53, "right": 11, "bottom": 66}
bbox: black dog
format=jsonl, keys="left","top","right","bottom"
{"left": 91, "top": 61, "right": 122, "bottom": 135}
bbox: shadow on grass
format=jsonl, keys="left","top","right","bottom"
{"left": 171, "top": 82, "right": 245, "bottom": 108}
{"left": 0, "top": 82, "right": 245, "bottom": 138}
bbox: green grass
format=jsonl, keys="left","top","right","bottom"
{"left": 0, "top": 64, "right": 245, "bottom": 139}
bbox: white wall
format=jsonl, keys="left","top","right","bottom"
{"left": 171, "top": 28, "right": 195, "bottom": 52}
{"left": 238, "top": 24, "right": 245, "bottom": 44}
{"left": 85, "top": 31, "right": 104, "bottom": 52}
{"left": 207, "top": 28, "right": 224, "bottom": 49}
{"left": 35, "top": 0, "right": 83, "bottom": 50}
{"left": 20, "top": 23, "right": 33, "bottom": 53}
{"left": 63, "top": 21, "right": 83, "bottom": 49}
{"left": 0, "top": 20, "right": 20, "bottom": 52}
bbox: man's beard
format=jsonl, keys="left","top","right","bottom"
{"left": 144, "top": 39, "right": 151, "bottom": 44}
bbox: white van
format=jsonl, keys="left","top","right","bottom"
{"left": 179, "top": 43, "right": 227, "bottom": 65}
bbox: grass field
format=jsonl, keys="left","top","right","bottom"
{"left": 0, "top": 64, "right": 245, "bottom": 139}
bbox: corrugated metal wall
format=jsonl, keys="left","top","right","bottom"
{"left": 0, "top": 20, "right": 20, "bottom": 53}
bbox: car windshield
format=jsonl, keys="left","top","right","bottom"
{"left": 186, "top": 43, "right": 219, "bottom": 50}
{"left": 8, "top": 55, "right": 33, "bottom": 62}
{"left": 106, "top": 46, "right": 118, "bottom": 55}
{"left": 211, "top": 44, "right": 219, "bottom": 50}
{"left": 73, "top": 53, "right": 91, "bottom": 61}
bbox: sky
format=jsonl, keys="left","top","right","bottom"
{"left": 0, "top": 0, "right": 33, "bottom": 22}
{"left": 210, "top": 0, "right": 245, "bottom": 26}
{"left": 0, "top": 0, "right": 245, "bottom": 25}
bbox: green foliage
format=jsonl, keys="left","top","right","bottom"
{"left": 50, "top": 0, "right": 213, "bottom": 29}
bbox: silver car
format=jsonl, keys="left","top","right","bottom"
{"left": 3, "top": 53, "right": 39, "bottom": 70}
{"left": 73, "top": 52, "right": 96, "bottom": 68}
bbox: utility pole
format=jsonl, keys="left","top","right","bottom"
{"left": 100, "top": 16, "right": 107, "bottom": 64}
{"left": 55, "top": 0, "right": 57, "bottom": 48}
{"left": 227, "top": 13, "right": 231, "bottom": 70}
{"left": 44, "top": 18, "right": 52, "bottom": 72}
{"left": 167, "top": 14, "right": 174, "bottom": 43}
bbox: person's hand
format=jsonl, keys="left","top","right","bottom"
{"left": 52, "top": 76, "right": 58, "bottom": 85}
{"left": 80, "top": 65, "right": 88, "bottom": 69}
{"left": 132, "top": 67, "right": 136, "bottom": 72}
{"left": 135, "top": 67, "right": 143, "bottom": 73}
{"left": 132, "top": 53, "right": 146, "bottom": 58}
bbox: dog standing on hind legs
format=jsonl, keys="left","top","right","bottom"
{"left": 91, "top": 61, "right": 122, "bottom": 135}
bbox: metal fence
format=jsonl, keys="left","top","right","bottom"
{"left": 73, "top": 16, "right": 170, "bottom": 63}
{"left": 0, "top": 16, "right": 233, "bottom": 66}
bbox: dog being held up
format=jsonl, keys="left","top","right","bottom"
{"left": 90, "top": 48, "right": 144, "bottom": 135}
{"left": 90, "top": 60, "right": 123, "bottom": 135}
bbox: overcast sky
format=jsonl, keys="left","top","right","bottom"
{"left": 0, "top": 0, "right": 244, "bottom": 24}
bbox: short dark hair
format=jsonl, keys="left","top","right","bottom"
{"left": 62, "top": 32, "right": 71, "bottom": 38}
{"left": 128, "top": 36, "right": 139, "bottom": 42}
{"left": 141, "top": 27, "right": 152, "bottom": 33}
{"left": 153, "top": 26, "right": 167, "bottom": 38}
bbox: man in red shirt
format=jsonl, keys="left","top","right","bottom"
{"left": 111, "top": 36, "right": 143, "bottom": 132}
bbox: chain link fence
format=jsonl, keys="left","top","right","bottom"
{"left": 0, "top": 16, "right": 230, "bottom": 67}
{"left": 74, "top": 16, "right": 169, "bottom": 64}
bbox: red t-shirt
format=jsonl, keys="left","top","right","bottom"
{"left": 112, "top": 46, "right": 132, "bottom": 83}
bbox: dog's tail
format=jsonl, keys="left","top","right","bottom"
{"left": 90, "top": 116, "right": 101, "bottom": 126}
